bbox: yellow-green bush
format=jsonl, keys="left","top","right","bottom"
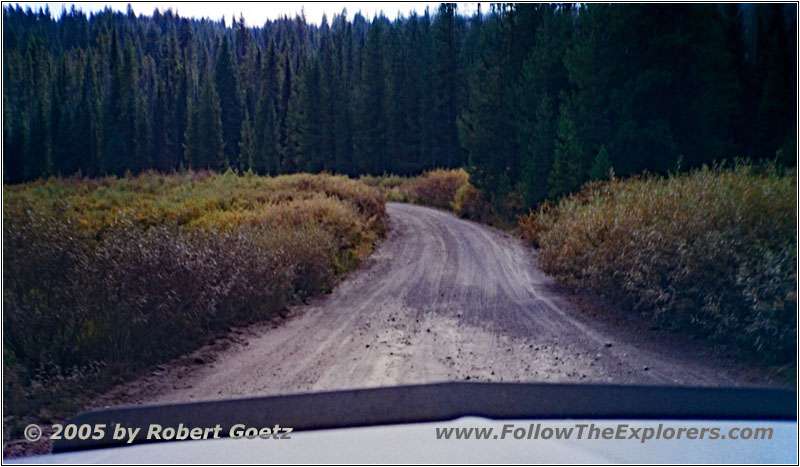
{"left": 453, "top": 182, "right": 489, "bottom": 220}
{"left": 363, "top": 169, "right": 502, "bottom": 224}
{"left": 408, "top": 168, "right": 469, "bottom": 209}
{"left": 3, "top": 171, "right": 385, "bottom": 417}
{"left": 520, "top": 164, "right": 796, "bottom": 363}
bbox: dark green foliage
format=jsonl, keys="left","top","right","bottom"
{"left": 519, "top": 93, "right": 556, "bottom": 207}
{"left": 2, "top": 3, "right": 796, "bottom": 204}
{"left": 459, "top": 3, "right": 795, "bottom": 210}
{"left": 588, "top": 145, "right": 612, "bottom": 181}
{"left": 548, "top": 103, "right": 584, "bottom": 198}
{"left": 516, "top": 5, "right": 572, "bottom": 206}
{"left": 103, "top": 35, "right": 143, "bottom": 175}
{"left": 458, "top": 10, "right": 516, "bottom": 202}
{"left": 278, "top": 53, "right": 296, "bottom": 173}
{"left": 429, "top": 4, "right": 465, "bottom": 169}
{"left": 297, "top": 57, "right": 324, "bottom": 172}
{"left": 354, "top": 17, "right": 388, "bottom": 175}
{"left": 238, "top": 109, "right": 255, "bottom": 172}
{"left": 251, "top": 40, "right": 280, "bottom": 175}
{"left": 214, "top": 36, "right": 241, "bottom": 169}
{"left": 184, "top": 76, "right": 224, "bottom": 169}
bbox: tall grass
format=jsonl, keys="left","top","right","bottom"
{"left": 519, "top": 164, "right": 797, "bottom": 363}
{"left": 3, "top": 171, "right": 385, "bottom": 418}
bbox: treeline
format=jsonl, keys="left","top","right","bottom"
{"left": 460, "top": 3, "right": 796, "bottom": 208}
{"left": 3, "top": 3, "right": 796, "bottom": 208}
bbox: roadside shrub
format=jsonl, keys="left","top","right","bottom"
{"left": 453, "top": 182, "right": 489, "bottom": 220}
{"left": 492, "top": 190, "right": 527, "bottom": 228}
{"left": 408, "top": 168, "right": 469, "bottom": 209}
{"left": 364, "top": 169, "right": 507, "bottom": 225}
{"left": 524, "top": 164, "right": 796, "bottom": 363}
{"left": 517, "top": 203, "right": 554, "bottom": 248}
{"left": 276, "top": 172, "right": 385, "bottom": 222}
{"left": 3, "top": 172, "right": 385, "bottom": 418}
{"left": 359, "top": 174, "right": 415, "bottom": 202}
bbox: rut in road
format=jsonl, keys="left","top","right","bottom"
{"left": 142, "top": 202, "right": 743, "bottom": 405}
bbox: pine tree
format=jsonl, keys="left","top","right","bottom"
{"left": 73, "top": 53, "right": 100, "bottom": 175}
{"left": 28, "top": 95, "right": 52, "bottom": 179}
{"left": 561, "top": 5, "right": 614, "bottom": 177}
{"left": 515, "top": 4, "right": 573, "bottom": 207}
{"left": 317, "top": 17, "right": 337, "bottom": 173}
{"left": 399, "top": 12, "right": 433, "bottom": 174}
{"left": 548, "top": 103, "right": 584, "bottom": 198}
{"left": 184, "top": 76, "right": 224, "bottom": 170}
{"left": 588, "top": 145, "right": 613, "bottom": 181}
{"left": 214, "top": 35, "right": 241, "bottom": 169}
{"left": 520, "top": 93, "right": 556, "bottom": 207}
{"left": 331, "top": 18, "right": 356, "bottom": 175}
{"left": 281, "top": 83, "right": 302, "bottom": 174}
{"left": 687, "top": 5, "right": 743, "bottom": 165}
{"left": 384, "top": 22, "right": 407, "bottom": 174}
{"left": 251, "top": 98, "right": 277, "bottom": 174}
{"left": 252, "top": 40, "right": 280, "bottom": 175}
{"left": 173, "top": 53, "right": 191, "bottom": 171}
{"left": 458, "top": 12, "right": 515, "bottom": 200}
{"left": 354, "top": 16, "right": 387, "bottom": 174}
{"left": 296, "top": 57, "right": 324, "bottom": 172}
{"left": 151, "top": 80, "right": 171, "bottom": 171}
{"left": 238, "top": 109, "right": 254, "bottom": 172}
{"left": 3, "top": 91, "right": 25, "bottom": 184}
{"left": 2, "top": 3, "right": 795, "bottom": 186}
{"left": 24, "top": 37, "right": 52, "bottom": 180}
{"left": 133, "top": 92, "right": 153, "bottom": 172}
{"left": 278, "top": 53, "right": 294, "bottom": 172}
{"left": 430, "top": 3, "right": 464, "bottom": 168}
{"left": 50, "top": 57, "right": 73, "bottom": 175}
{"left": 103, "top": 33, "right": 139, "bottom": 175}
{"left": 754, "top": 27, "right": 793, "bottom": 160}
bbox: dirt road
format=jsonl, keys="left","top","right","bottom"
{"left": 119, "top": 202, "right": 764, "bottom": 406}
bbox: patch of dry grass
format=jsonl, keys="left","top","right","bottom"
{"left": 3, "top": 171, "right": 385, "bottom": 422}
{"left": 519, "top": 164, "right": 796, "bottom": 363}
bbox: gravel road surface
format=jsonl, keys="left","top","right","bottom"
{"left": 111, "top": 202, "right": 761, "bottom": 407}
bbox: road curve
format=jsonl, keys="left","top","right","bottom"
{"left": 130, "top": 202, "right": 750, "bottom": 406}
